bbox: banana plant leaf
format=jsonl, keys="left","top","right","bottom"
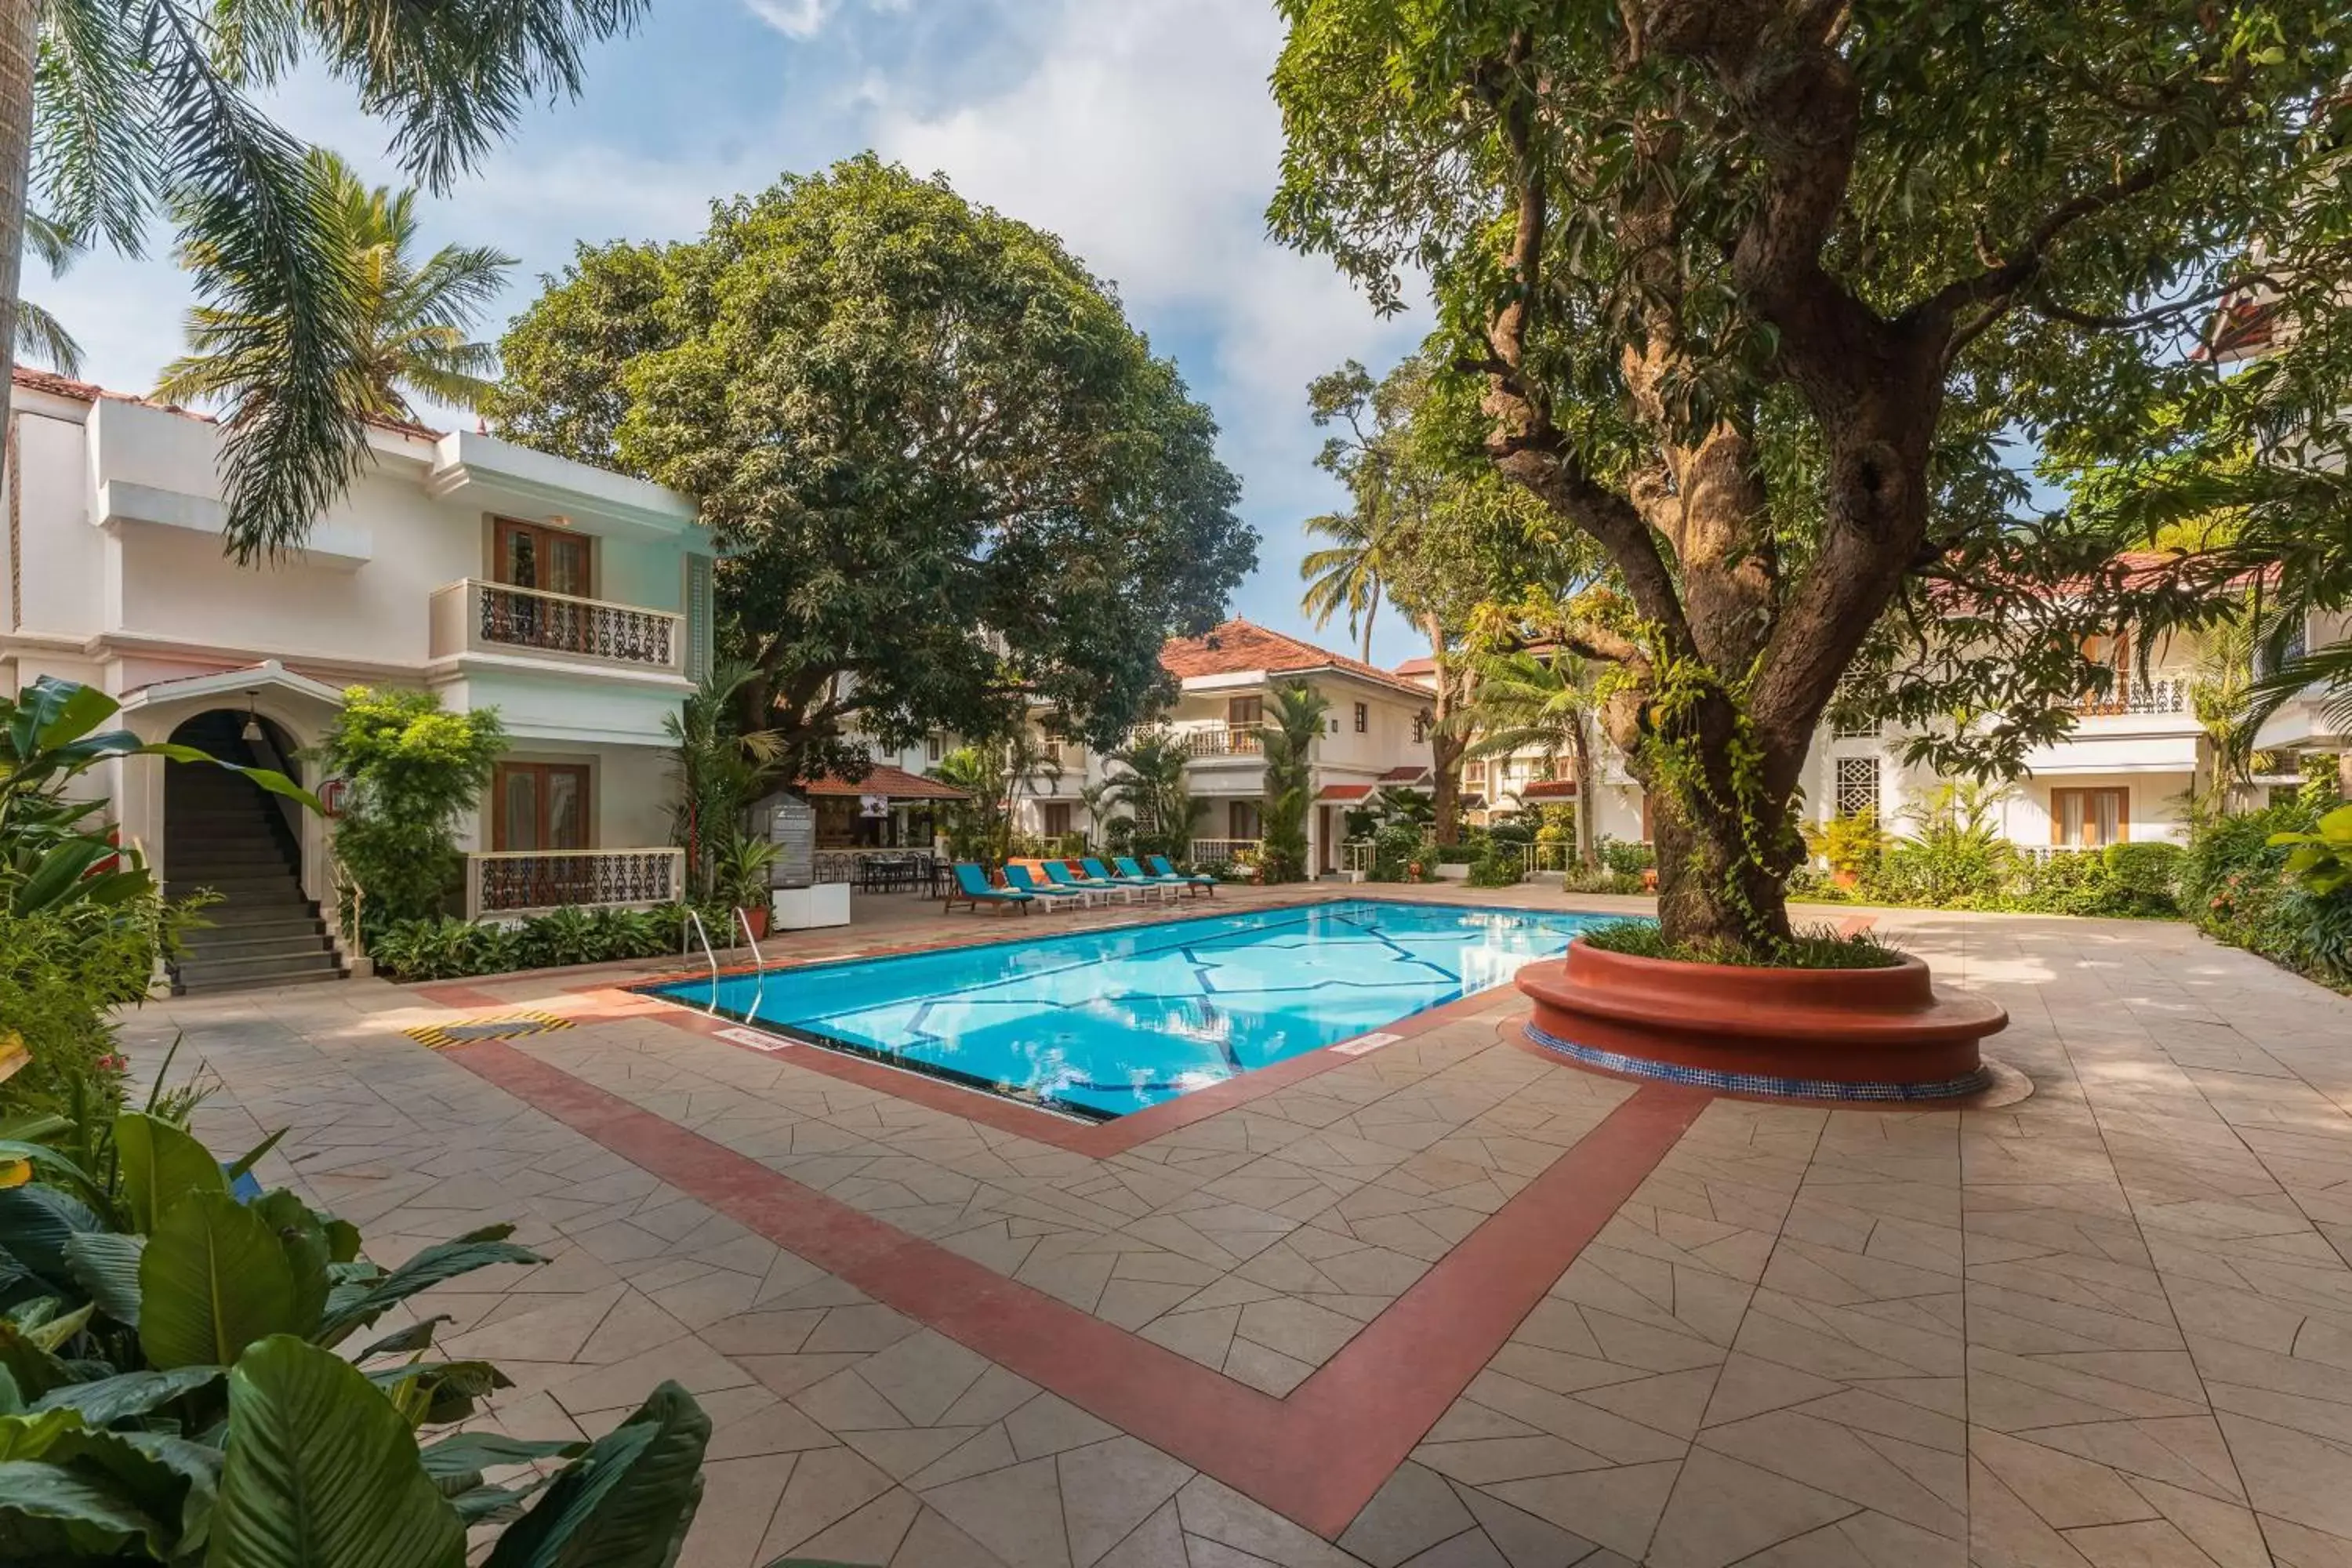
{"left": 481, "top": 1380, "right": 711, "bottom": 1568}
{"left": 317, "top": 1226, "right": 543, "bottom": 1345}
{"left": 113, "top": 1114, "right": 229, "bottom": 1236}
{"left": 209, "top": 1336, "right": 465, "bottom": 1568}
{"left": 31, "top": 1367, "right": 223, "bottom": 1429}
{"left": 60, "top": 1233, "right": 142, "bottom": 1329}
{"left": 137, "top": 1193, "right": 302, "bottom": 1370}
{"left": 0, "top": 1457, "right": 170, "bottom": 1561}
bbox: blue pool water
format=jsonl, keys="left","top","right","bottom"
{"left": 650, "top": 900, "right": 1602, "bottom": 1120}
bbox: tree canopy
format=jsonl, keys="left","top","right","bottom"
{"left": 1270, "top": 0, "right": 2352, "bottom": 949}
{"left": 490, "top": 154, "right": 1254, "bottom": 779}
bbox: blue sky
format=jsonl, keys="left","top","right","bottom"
{"left": 45, "top": 0, "right": 1435, "bottom": 667}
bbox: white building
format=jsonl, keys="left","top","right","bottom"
{"left": 3, "top": 369, "right": 713, "bottom": 989}
{"left": 983, "top": 619, "right": 1439, "bottom": 873}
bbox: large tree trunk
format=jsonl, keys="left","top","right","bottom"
{"left": 1569, "top": 720, "right": 1596, "bottom": 870}
{"left": 1425, "top": 615, "right": 1467, "bottom": 845}
{"left": 0, "top": 0, "right": 38, "bottom": 441}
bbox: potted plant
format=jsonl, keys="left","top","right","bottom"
{"left": 715, "top": 833, "right": 782, "bottom": 939}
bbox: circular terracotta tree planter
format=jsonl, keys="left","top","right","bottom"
{"left": 1518, "top": 938, "right": 2007, "bottom": 1102}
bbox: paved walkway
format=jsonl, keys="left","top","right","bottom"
{"left": 122, "top": 890, "right": 2352, "bottom": 1566}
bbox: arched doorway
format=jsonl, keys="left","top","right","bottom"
{"left": 162, "top": 710, "right": 342, "bottom": 993}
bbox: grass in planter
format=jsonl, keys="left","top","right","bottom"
{"left": 1581, "top": 919, "right": 1907, "bottom": 969}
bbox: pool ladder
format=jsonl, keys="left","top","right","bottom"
{"left": 680, "top": 907, "right": 768, "bottom": 1015}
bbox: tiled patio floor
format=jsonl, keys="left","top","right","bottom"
{"left": 122, "top": 888, "right": 2352, "bottom": 1566}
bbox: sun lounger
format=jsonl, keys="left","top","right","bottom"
{"left": 1145, "top": 855, "right": 1217, "bottom": 896}
{"left": 1083, "top": 857, "right": 1167, "bottom": 900}
{"left": 946, "top": 862, "right": 1035, "bottom": 915}
{"left": 1044, "top": 859, "right": 1123, "bottom": 906}
{"left": 1003, "top": 862, "right": 1089, "bottom": 909}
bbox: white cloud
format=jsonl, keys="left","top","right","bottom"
{"left": 867, "top": 0, "right": 1426, "bottom": 653}
{"left": 742, "top": 0, "right": 833, "bottom": 39}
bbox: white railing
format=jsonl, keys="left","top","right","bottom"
{"left": 1174, "top": 724, "right": 1264, "bottom": 759}
{"left": 465, "top": 847, "right": 685, "bottom": 918}
{"left": 430, "top": 579, "right": 684, "bottom": 673}
{"left": 1189, "top": 838, "right": 1261, "bottom": 865}
{"left": 2070, "top": 680, "right": 2187, "bottom": 717}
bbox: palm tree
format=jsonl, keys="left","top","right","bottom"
{"left": 0, "top": 1, "right": 648, "bottom": 562}
{"left": 14, "top": 212, "right": 82, "bottom": 375}
{"left": 1258, "top": 683, "right": 1331, "bottom": 883}
{"left": 665, "top": 661, "right": 783, "bottom": 901}
{"left": 1299, "top": 507, "right": 1392, "bottom": 663}
{"left": 157, "top": 151, "right": 514, "bottom": 423}
{"left": 1101, "top": 731, "right": 1205, "bottom": 860}
{"left": 1453, "top": 651, "right": 1601, "bottom": 869}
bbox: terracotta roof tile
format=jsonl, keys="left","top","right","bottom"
{"left": 1317, "top": 783, "right": 1374, "bottom": 801}
{"left": 1379, "top": 765, "right": 1430, "bottom": 783}
{"left": 1520, "top": 779, "right": 1578, "bottom": 799}
{"left": 1160, "top": 619, "right": 1432, "bottom": 697}
{"left": 797, "top": 763, "right": 969, "bottom": 801}
{"left": 11, "top": 366, "right": 442, "bottom": 440}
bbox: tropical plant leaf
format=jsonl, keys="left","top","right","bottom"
{"left": 352, "top": 1315, "right": 449, "bottom": 1360}
{"left": 0, "top": 1406, "right": 82, "bottom": 1459}
{"left": 481, "top": 1381, "right": 711, "bottom": 1568}
{"left": 224, "top": 1128, "right": 288, "bottom": 1183}
{"left": 0, "top": 1319, "right": 81, "bottom": 1400}
{"left": 418, "top": 1432, "right": 583, "bottom": 1478}
{"left": 114, "top": 1112, "right": 230, "bottom": 1235}
{"left": 137, "top": 1192, "right": 300, "bottom": 1370}
{"left": 48, "top": 1425, "right": 223, "bottom": 1560}
{"left": 316, "top": 1227, "right": 541, "bottom": 1345}
{"left": 369, "top": 1359, "right": 510, "bottom": 1427}
{"left": 0, "top": 1457, "right": 169, "bottom": 1558}
{"left": 25, "top": 1301, "right": 92, "bottom": 1352}
{"left": 61, "top": 1232, "right": 143, "bottom": 1327}
{"left": 249, "top": 1191, "right": 330, "bottom": 1337}
{"left": 32, "top": 1367, "right": 224, "bottom": 1429}
{"left": 0, "top": 1185, "right": 104, "bottom": 1297}
{"left": 209, "top": 1336, "right": 465, "bottom": 1568}
{"left": 0, "top": 1141, "right": 106, "bottom": 1212}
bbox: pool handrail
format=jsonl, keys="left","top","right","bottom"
{"left": 681, "top": 907, "right": 721, "bottom": 1012}
{"left": 735, "top": 905, "right": 768, "bottom": 972}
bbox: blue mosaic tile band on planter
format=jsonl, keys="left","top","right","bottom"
{"left": 1521, "top": 1020, "right": 1995, "bottom": 1102}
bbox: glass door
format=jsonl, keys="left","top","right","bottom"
{"left": 492, "top": 763, "right": 591, "bottom": 906}
{"left": 492, "top": 520, "right": 592, "bottom": 653}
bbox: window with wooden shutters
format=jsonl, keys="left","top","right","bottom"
{"left": 2051, "top": 787, "right": 2128, "bottom": 848}
{"left": 1835, "top": 757, "right": 1880, "bottom": 819}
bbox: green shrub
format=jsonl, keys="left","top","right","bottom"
{"left": 1486, "top": 818, "right": 1534, "bottom": 845}
{"left": 2187, "top": 800, "right": 2352, "bottom": 988}
{"left": 2098, "top": 841, "right": 2186, "bottom": 916}
{"left": 321, "top": 688, "right": 505, "bottom": 929}
{"left": 1596, "top": 836, "right": 1654, "bottom": 877}
{"left": 371, "top": 906, "right": 684, "bottom": 982}
{"left": 1369, "top": 822, "right": 1432, "bottom": 882}
{"left": 1581, "top": 918, "right": 1907, "bottom": 969}
{"left": 1561, "top": 866, "right": 1645, "bottom": 895}
{"left": 1467, "top": 849, "right": 1523, "bottom": 887}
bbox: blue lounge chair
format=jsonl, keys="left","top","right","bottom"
{"left": 1115, "top": 855, "right": 1185, "bottom": 889}
{"left": 1043, "top": 859, "right": 1123, "bottom": 905}
{"left": 1083, "top": 857, "right": 1166, "bottom": 899}
{"left": 1003, "top": 862, "right": 1089, "bottom": 909}
{"left": 947, "top": 862, "right": 1034, "bottom": 915}
{"left": 1146, "top": 855, "right": 1217, "bottom": 896}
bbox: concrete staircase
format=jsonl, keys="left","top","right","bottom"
{"left": 164, "top": 714, "right": 345, "bottom": 994}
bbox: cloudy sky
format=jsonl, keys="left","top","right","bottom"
{"left": 42, "top": 0, "right": 1435, "bottom": 667}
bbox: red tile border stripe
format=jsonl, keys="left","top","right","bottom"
{"left": 441, "top": 1039, "right": 1707, "bottom": 1537}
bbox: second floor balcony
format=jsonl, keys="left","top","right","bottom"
{"left": 1172, "top": 722, "right": 1264, "bottom": 759}
{"left": 430, "top": 579, "right": 684, "bottom": 676}
{"left": 2068, "top": 678, "right": 2188, "bottom": 719}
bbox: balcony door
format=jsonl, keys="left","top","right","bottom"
{"left": 495, "top": 519, "right": 590, "bottom": 597}
{"left": 492, "top": 763, "right": 590, "bottom": 852}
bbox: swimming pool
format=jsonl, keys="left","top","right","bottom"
{"left": 649, "top": 900, "right": 1603, "bottom": 1120}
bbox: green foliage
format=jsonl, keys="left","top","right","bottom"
{"left": 667, "top": 663, "right": 783, "bottom": 904}
{"left": 1595, "top": 837, "right": 1655, "bottom": 879}
{"left": 156, "top": 149, "right": 515, "bottom": 423}
{"left": 369, "top": 908, "right": 681, "bottom": 983}
{"left": 1804, "top": 811, "right": 1888, "bottom": 880}
{"left": 20, "top": 0, "right": 649, "bottom": 561}
{"left": 2271, "top": 804, "right": 2352, "bottom": 898}
{"left": 1367, "top": 822, "right": 1433, "bottom": 884}
{"left": 321, "top": 688, "right": 505, "bottom": 928}
{"left": 1581, "top": 921, "right": 1907, "bottom": 971}
{"left": 1466, "top": 848, "right": 1523, "bottom": 888}
{"left": 2300, "top": 756, "right": 2346, "bottom": 814}
{"left": 1267, "top": 0, "right": 2351, "bottom": 949}
{"left": 2187, "top": 802, "right": 2352, "bottom": 989}
{"left": 1099, "top": 733, "right": 1206, "bottom": 864}
{"left": 0, "top": 679, "right": 302, "bottom": 1118}
{"left": 711, "top": 836, "right": 780, "bottom": 915}
{"left": 491, "top": 154, "right": 1254, "bottom": 779}
{"left": 0, "top": 1088, "right": 731, "bottom": 1565}
{"left": 1258, "top": 684, "right": 1332, "bottom": 884}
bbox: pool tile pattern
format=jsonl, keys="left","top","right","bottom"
{"left": 126, "top": 888, "right": 2352, "bottom": 1565}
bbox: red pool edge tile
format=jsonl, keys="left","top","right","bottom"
{"left": 441, "top": 1038, "right": 1708, "bottom": 1538}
